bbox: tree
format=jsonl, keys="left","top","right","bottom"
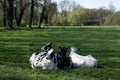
{"left": 14, "top": 0, "right": 30, "bottom": 26}
{"left": 29, "top": 0, "right": 34, "bottom": 29}
{"left": 51, "top": 14, "right": 59, "bottom": 25}
{"left": 97, "top": 7, "right": 112, "bottom": 25}
{"left": 0, "top": 0, "right": 7, "bottom": 27}
{"left": 0, "top": 6, "right": 3, "bottom": 26}
{"left": 47, "top": 2, "right": 57, "bottom": 25}
{"left": 38, "top": 0, "right": 55, "bottom": 28}
{"left": 109, "top": 2, "right": 116, "bottom": 13}
{"left": 104, "top": 14, "right": 113, "bottom": 25}
{"left": 39, "top": 0, "right": 48, "bottom": 28}
{"left": 85, "top": 7, "right": 113, "bottom": 25}
{"left": 58, "top": 0, "right": 76, "bottom": 13}
{"left": 68, "top": 7, "right": 89, "bottom": 26}
{"left": 58, "top": 0, "right": 70, "bottom": 26}
{"left": 57, "top": 0, "right": 78, "bottom": 26}
{"left": 104, "top": 11, "right": 120, "bottom": 25}
{"left": 112, "top": 12, "right": 120, "bottom": 25}
{"left": 7, "top": 0, "right": 15, "bottom": 29}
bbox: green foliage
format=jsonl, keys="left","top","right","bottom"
{"left": 68, "top": 8, "right": 89, "bottom": 26}
{"left": 51, "top": 14, "right": 61, "bottom": 26}
{"left": 104, "top": 11, "right": 120, "bottom": 25}
{"left": 104, "top": 14, "right": 113, "bottom": 25}
{"left": 0, "top": 26, "right": 120, "bottom": 80}
{"left": 52, "top": 13, "right": 68, "bottom": 26}
{"left": 112, "top": 12, "right": 120, "bottom": 25}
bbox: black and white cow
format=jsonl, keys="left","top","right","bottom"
{"left": 30, "top": 43, "right": 72, "bottom": 70}
{"left": 29, "top": 43, "right": 57, "bottom": 69}
{"left": 46, "top": 47, "right": 73, "bottom": 69}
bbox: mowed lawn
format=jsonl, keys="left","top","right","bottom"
{"left": 0, "top": 26, "right": 120, "bottom": 80}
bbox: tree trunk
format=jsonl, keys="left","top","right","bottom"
{"left": 39, "top": 5, "right": 45, "bottom": 28}
{"left": 16, "top": 8, "right": 25, "bottom": 26}
{"left": 7, "top": 0, "right": 15, "bottom": 30}
{"left": 29, "top": 0, "right": 34, "bottom": 29}
{"left": 3, "top": 0, "right": 7, "bottom": 27}
{"left": 39, "top": 0, "right": 48, "bottom": 28}
{"left": 14, "top": 0, "right": 25, "bottom": 26}
{"left": 0, "top": 0, "right": 7, "bottom": 27}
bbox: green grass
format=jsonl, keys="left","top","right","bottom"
{"left": 0, "top": 26, "right": 120, "bottom": 80}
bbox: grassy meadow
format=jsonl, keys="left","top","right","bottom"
{"left": 0, "top": 26, "right": 120, "bottom": 80}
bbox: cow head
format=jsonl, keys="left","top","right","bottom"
{"left": 41, "top": 43, "right": 52, "bottom": 52}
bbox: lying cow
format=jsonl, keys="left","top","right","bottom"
{"left": 69, "top": 47, "right": 97, "bottom": 67}
{"left": 29, "top": 43, "right": 57, "bottom": 69}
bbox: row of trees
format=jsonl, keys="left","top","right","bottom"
{"left": 0, "top": 0, "right": 120, "bottom": 29}
{"left": 51, "top": 0, "right": 120, "bottom": 26}
{"left": 104, "top": 11, "right": 120, "bottom": 25}
{"left": 0, "top": 0, "right": 57, "bottom": 29}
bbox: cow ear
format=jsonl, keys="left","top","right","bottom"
{"left": 47, "top": 42, "right": 52, "bottom": 46}
{"left": 58, "top": 46, "right": 61, "bottom": 49}
{"left": 78, "top": 48, "right": 80, "bottom": 51}
{"left": 50, "top": 43, "right": 52, "bottom": 46}
{"left": 66, "top": 47, "right": 70, "bottom": 50}
{"left": 67, "top": 47, "right": 70, "bottom": 50}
